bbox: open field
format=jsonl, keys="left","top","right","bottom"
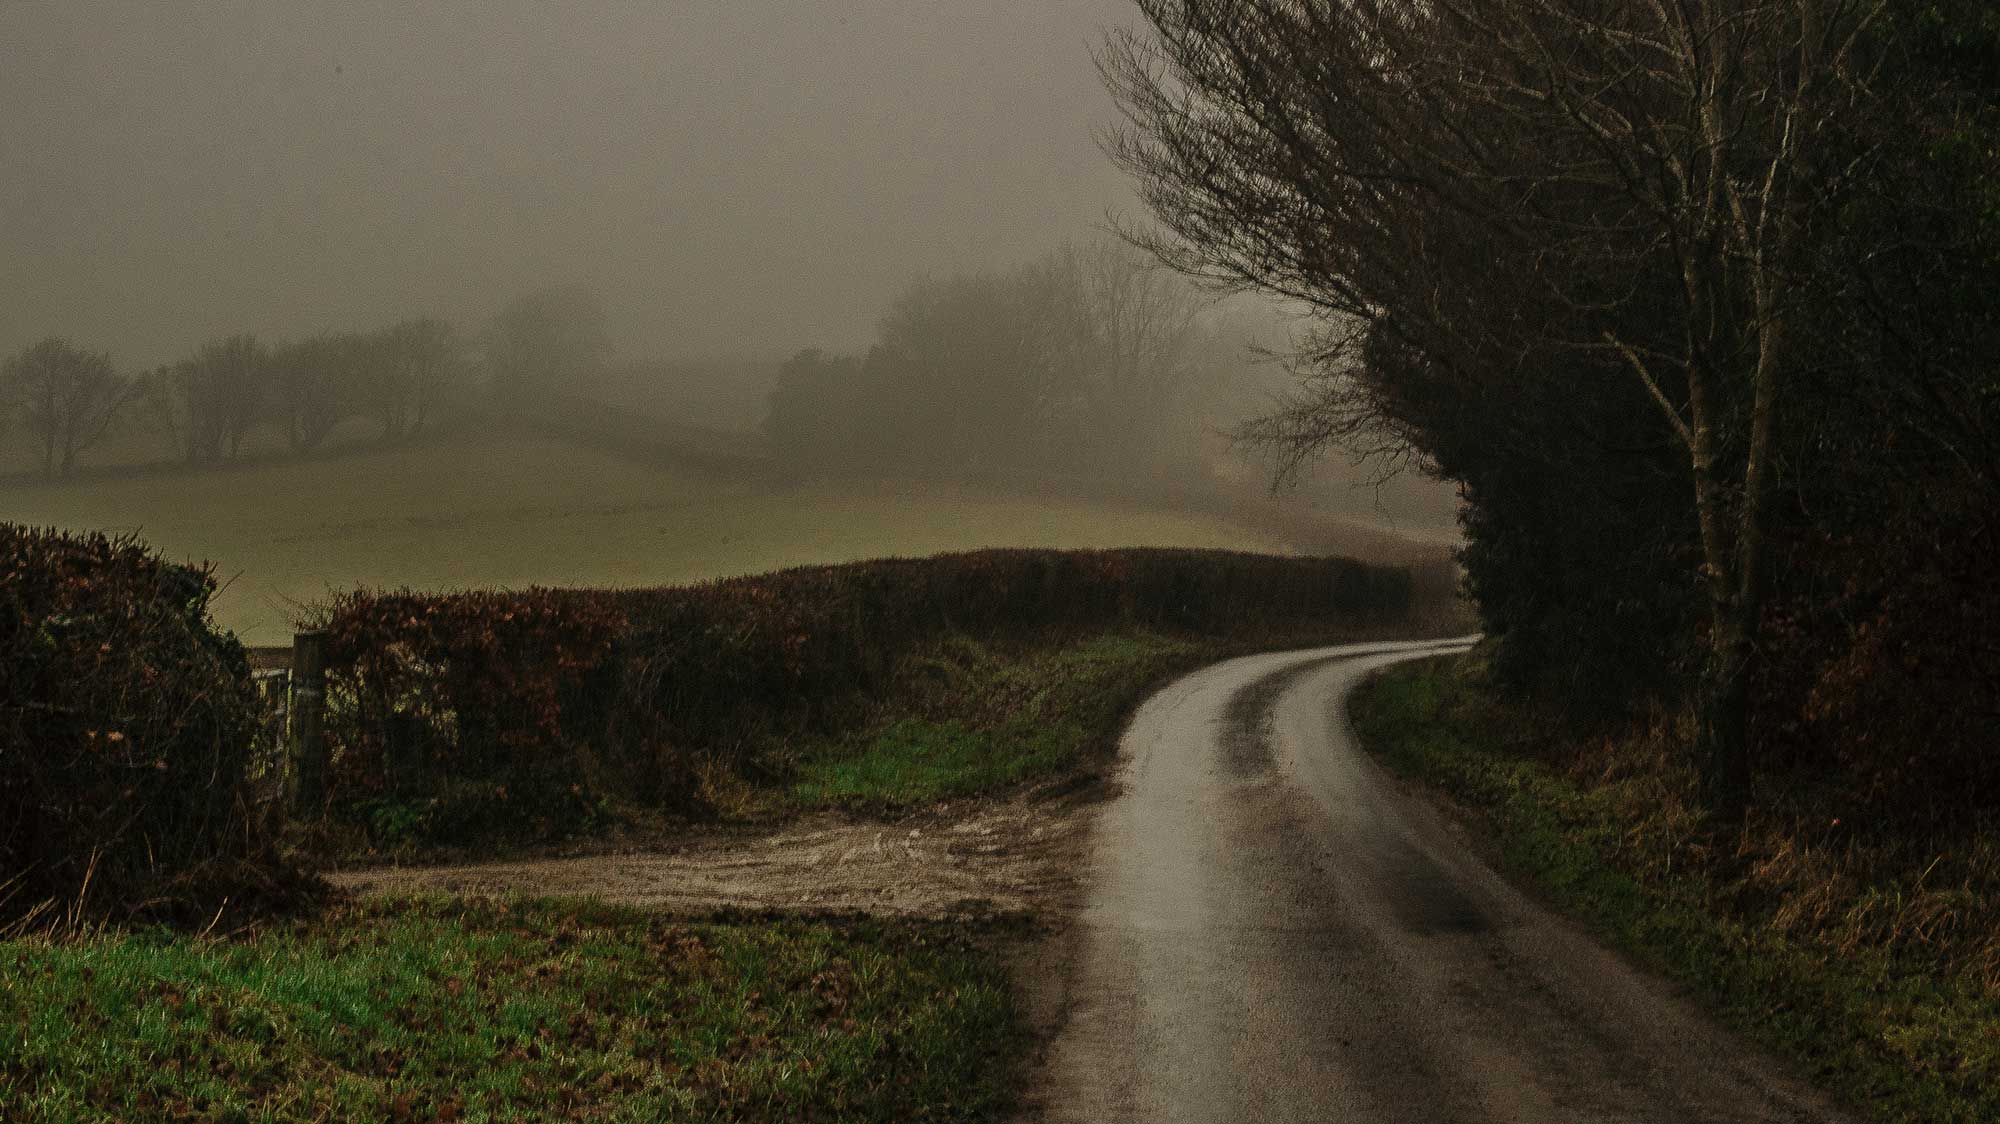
{"left": 0, "top": 430, "right": 1387, "bottom": 646}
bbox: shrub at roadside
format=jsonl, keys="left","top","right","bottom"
{"left": 318, "top": 589, "right": 621, "bottom": 844}
{"left": 0, "top": 524, "right": 303, "bottom": 928}
{"left": 312, "top": 548, "right": 1412, "bottom": 844}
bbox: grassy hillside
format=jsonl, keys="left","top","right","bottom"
{"left": 0, "top": 430, "right": 1334, "bottom": 645}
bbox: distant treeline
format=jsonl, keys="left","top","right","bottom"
{"left": 765, "top": 241, "right": 1276, "bottom": 489}
{"left": 0, "top": 322, "right": 467, "bottom": 480}
{"left": 5, "top": 245, "right": 1297, "bottom": 494}
{"left": 0, "top": 285, "right": 612, "bottom": 481}
{"left": 587, "top": 356, "right": 784, "bottom": 434}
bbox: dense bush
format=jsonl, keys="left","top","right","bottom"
{"left": 0, "top": 525, "right": 287, "bottom": 925}
{"left": 315, "top": 548, "right": 1412, "bottom": 826}
{"left": 1756, "top": 509, "right": 2000, "bottom": 826}
{"left": 1102, "top": 0, "right": 2000, "bottom": 821}
{"left": 317, "top": 589, "right": 622, "bottom": 841}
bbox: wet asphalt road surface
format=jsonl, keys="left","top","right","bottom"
{"left": 1040, "top": 640, "right": 1850, "bottom": 1124}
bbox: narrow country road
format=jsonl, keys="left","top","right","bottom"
{"left": 1038, "top": 640, "right": 1850, "bottom": 1124}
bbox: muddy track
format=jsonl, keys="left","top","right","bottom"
{"left": 330, "top": 790, "right": 1097, "bottom": 917}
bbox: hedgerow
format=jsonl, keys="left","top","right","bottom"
{"left": 0, "top": 524, "right": 302, "bottom": 927}
{"left": 313, "top": 548, "right": 1410, "bottom": 838}
{"left": 317, "top": 589, "right": 622, "bottom": 842}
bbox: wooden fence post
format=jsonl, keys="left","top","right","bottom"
{"left": 290, "top": 631, "right": 329, "bottom": 815}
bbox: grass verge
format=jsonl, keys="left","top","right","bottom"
{"left": 0, "top": 897, "right": 1022, "bottom": 1123}
{"left": 1349, "top": 655, "right": 1998, "bottom": 1124}
{"left": 783, "top": 631, "right": 1213, "bottom": 812}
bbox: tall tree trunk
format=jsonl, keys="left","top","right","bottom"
{"left": 1699, "top": 602, "right": 1756, "bottom": 819}
{"left": 1692, "top": 311, "right": 1785, "bottom": 822}
{"left": 1684, "top": 365, "right": 1750, "bottom": 819}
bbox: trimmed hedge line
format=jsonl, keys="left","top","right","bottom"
{"left": 316, "top": 548, "right": 1410, "bottom": 834}
{"left": 319, "top": 589, "right": 622, "bottom": 838}
{"left": 1, "top": 525, "right": 289, "bottom": 926}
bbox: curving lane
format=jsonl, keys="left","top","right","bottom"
{"left": 1039, "top": 640, "right": 1849, "bottom": 1123}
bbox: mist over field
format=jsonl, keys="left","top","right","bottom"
{"left": 0, "top": 0, "right": 1460, "bottom": 644}
{"left": 3, "top": 0, "right": 1146, "bottom": 365}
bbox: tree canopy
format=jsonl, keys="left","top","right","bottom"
{"left": 1102, "top": 0, "right": 2000, "bottom": 815}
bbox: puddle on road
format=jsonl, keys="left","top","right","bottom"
{"left": 1380, "top": 841, "right": 1491, "bottom": 935}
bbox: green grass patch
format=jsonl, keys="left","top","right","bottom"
{"left": 785, "top": 631, "right": 1212, "bottom": 811}
{"left": 791, "top": 719, "right": 1072, "bottom": 808}
{"left": 1350, "top": 656, "right": 2000, "bottom": 1124}
{"left": 0, "top": 898, "right": 1023, "bottom": 1123}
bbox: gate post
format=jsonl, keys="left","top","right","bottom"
{"left": 290, "top": 630, "right": 329, "bottom": 814}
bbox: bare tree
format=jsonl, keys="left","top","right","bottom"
{"left": 269, "top": 333, "right": 349, "bottom": 453}
{"left": 2, "top": 337, "right": 134, "bottom": 479}
{"left": 484, "top": 286, "right": 611, "bottom": 404}
{"left": 866, "top": 241, "right": 1215, "bottom": 477}
{"left": 143, "top": 334, "right": 267, "bottom": 464}
{"left": 334, "top": 318, "right": 466, "bottom": 441}
{"left": 382, "top": 317, "right": 464, "bottom": 437}
{"left": 348, "top": 327, "right": 411, "bottom": 441}
{"left": 873, "top": 268, "right": 1061, "bottom": 473}
{"left": 1073, "top": 241, "right": 1210, "bottom": 465}
{"left": 209, "top": 334, "right": 267, "bottom": 460}
{"left": 1102, "top": 0, "right": 1897, "bottom": 810}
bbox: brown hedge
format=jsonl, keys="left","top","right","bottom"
{"left": 316, "top": 548, "right": 1411, "bottom": 823}
{"left": 0, "top": 525, "right": 287, "bottom": 926}
{"left": 318, "top": 588, "right": 622, "bottom": 837}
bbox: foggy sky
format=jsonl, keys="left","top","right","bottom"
{"left": 1, "top": 0, "right": 1142, "bottom": 369}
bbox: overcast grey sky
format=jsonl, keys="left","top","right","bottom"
{"left": 1, "top": 0, "right": 1141, "bottom": 368}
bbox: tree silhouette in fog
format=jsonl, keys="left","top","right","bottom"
{"left": 2, "top": 337, "right": 134, "bottom": 479}
{"left": 484, "top": 286, "right": 612, "bottom": 405}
